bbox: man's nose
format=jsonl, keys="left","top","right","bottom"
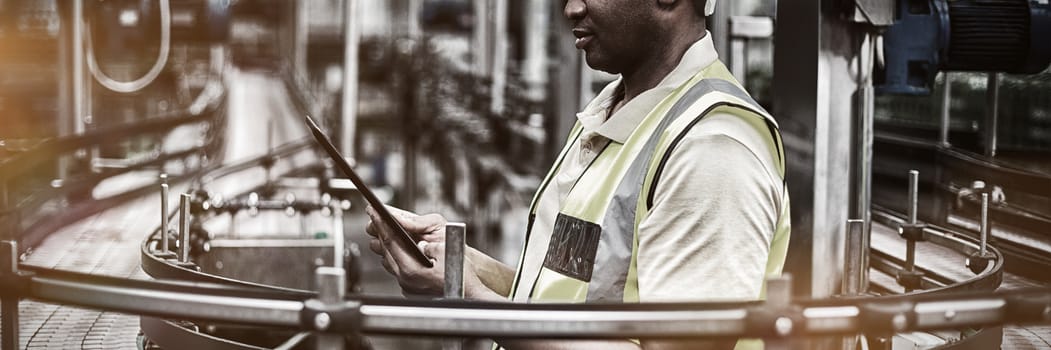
{"left": 564, "top": 0, "right": 586, "bottom": 21}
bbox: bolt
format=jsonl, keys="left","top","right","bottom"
{"left": 944, "top": 310, "right": 956, "bottom": 320}
{"left": 314, "top": 312, "right": 331, "bottom": 331}
{"left": 892, "top": 314, "right": 907, "bottom": 331}
{"left": 774, "top": 317, "right": 793, "bottom": 336}
{"left": 1043, "top": 306, "right": 1051, "bottom": 320}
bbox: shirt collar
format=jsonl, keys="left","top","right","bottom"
{"left": 576, "top": 31, "right": 719, "bottom": 144}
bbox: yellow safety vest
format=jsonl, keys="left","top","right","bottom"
{"left": 508, "top": 61, "right": 790, "bottom": 349}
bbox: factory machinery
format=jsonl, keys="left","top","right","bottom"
{"left": 3, "top": 0, "right": 1051, "bottom": 350}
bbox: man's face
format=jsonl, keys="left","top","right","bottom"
{"left": 565, "top": 0, "right": 662, "bottom": 75}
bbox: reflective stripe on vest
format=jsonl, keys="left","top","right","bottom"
{"left": 510, "top": 63, "right": 786, "bottom": 304}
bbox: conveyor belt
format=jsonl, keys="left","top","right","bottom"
{"left": 871, "top": 221, "right": 1051, "bottom": 349}
{"left": 6, "top": 69, "right": 312, "bottom": 349}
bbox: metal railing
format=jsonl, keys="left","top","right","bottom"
{"left": 2, "top": 241, "right": 1050, "bottom": 350}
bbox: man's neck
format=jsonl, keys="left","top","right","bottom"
{"left": 619, "top": 29, "right": 706, "bottom": 104}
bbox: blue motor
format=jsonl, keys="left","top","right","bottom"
{"left": 877, "top": 0, "right": 1051, "bottom": 95}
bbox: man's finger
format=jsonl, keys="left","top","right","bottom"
{"left": 365, "top": 219, "right": 379, "bottom": 238}
{"left": 369, "top": 238, "right": 384, "bottom": 255}
{"left": 423, "top": 242, "right": 444, "bottom": 261}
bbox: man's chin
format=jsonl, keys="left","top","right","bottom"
{"left": 583, "top": 52, "right": 619, "bottom": 74}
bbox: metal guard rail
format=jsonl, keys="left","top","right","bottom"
{"left": 2, "top": 246, "right": 1050, "bottom": 341}
{"left": 3, "top": 258, "right": 1051, "bottom": 339}
{"left": 869, "top": 206, "right": 1004, "bottom": 295}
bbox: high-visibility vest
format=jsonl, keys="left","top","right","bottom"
{"left": 508, "top": 61, "right": 790, "bottom": 348}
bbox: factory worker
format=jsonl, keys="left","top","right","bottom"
{"left": 367, "top": 0, "right": 790, "bottom": 348}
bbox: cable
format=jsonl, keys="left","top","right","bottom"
{"left": 85, "top": 0, "right": 171, "bottom": 93}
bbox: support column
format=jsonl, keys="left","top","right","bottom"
{"left": 773, "top": 0, "right": 859, "bottom": 299}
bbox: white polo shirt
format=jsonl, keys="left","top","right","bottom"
{"left": 513, "top": 32, "right": 784, "bottom": 302}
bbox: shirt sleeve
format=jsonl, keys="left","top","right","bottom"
{"left": 636, "top": 122, "right": 781, "bottom": 302}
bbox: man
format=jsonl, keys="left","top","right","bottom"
{"left": 366, "top": 0, "right": 790, "bottom": 348}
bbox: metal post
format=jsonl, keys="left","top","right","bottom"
{"left": 522, "top": 0, "right": 550, "bottom": 100}
{"left": 842, "top": 219, "right": 865, "bottom": 296}
{"left": 985, "top": 72, "right": 1000, "bottom": 158}
{"left": 160, "top": 174, "right": 170, "bottom": 254}
{"left": 490, "top": 0, "right": 508, "bottom": 115}
{"left": 842, "top": 220, "right": 864, "bottom": 350}
{"left": 1, "top": 241, "right": 19, "bottom": 350}
{"left": 765, "top": 275, "right": 793, "bottom": 350}
{"left": 314, "top": 267, "right": 346, "bottom": 350}
{"left": 855, "top": 76, "right": 875, "bottom": 277}
{"left": 444, "top": 223, "right": 466, "bottom": 299}
{"left": 979, "top": 193, "right": 989, "bottom": 257}
{"left": 443, "top": 223, "right": 466, "bottom": 350}
{"left": 939, "top": 73, "right": 952, "bottom": 147}
{"left": 342, "top": 0, "right": 360, "bottom": 157}
{"left": 179, "top": 193, "right": 191, "bottom": 263}
{"left": 905, "top": 170, "right": 919, "bottom": 273}
{"left": 331, "top": 203, "right": 345, "bottom": 269}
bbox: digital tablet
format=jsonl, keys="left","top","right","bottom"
{"left": 305, "top": 115, "right": 434, "bottom": 267}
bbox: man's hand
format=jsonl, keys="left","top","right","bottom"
{"left": 365, "top": 205, "right": 446, "bottom": 295}
{"left": 365, "top": 206, "right": 487, "bottom": 296}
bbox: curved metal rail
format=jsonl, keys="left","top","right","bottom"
{"left": 3, "top": 254, "right": 1051, "bottom": 342}
{"left": 873, "top": 132, "right": 1051, "bottom": 280}
{"left": 0, "top": 93, "right": 227, "bottom": 251}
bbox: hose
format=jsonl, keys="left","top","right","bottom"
{"left": 85, "top": 0, "right": 171, "bottom": 93}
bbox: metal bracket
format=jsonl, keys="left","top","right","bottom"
{"left": 300, "top": 299, "right": 362, "bottom": 334}
{"left": 858, "top": 300, "right": 915, "bottom": 336}
{"left": 895, "top": 270, "right": 925, "bottom": 291}
{"left": 897, "top": 222, "right": 928, "bottom": 241}
{"left": 0, "top": 241, "right": 31, "bottom": 297}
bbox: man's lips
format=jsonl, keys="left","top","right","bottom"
{"left": 572, "top": 29, "right": 594, "bottom": 49}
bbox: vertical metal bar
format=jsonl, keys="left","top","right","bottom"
{"left": 331, "top": 203, "right": 345, "bottom": 269}
{"left": 444, "top": 223, "right": 466, "bottom": 299}
{"left": 443, "top": 223, "right": 466, "bottom": 350}
{"left": 160, "top": 184, "right": 170, "bottom": 254}
{"left": 522, "top": 0, "right": 550, "bottom": 99}
{"left": 490, "top": 0, "right": 509, "bottom": 115}
{"left": 842, "top": 220, "right": 864, "bottom": 350}
{"left": 342, "top": 0, "right": 360, "bottom": 157}
{"left": 765, "top": 275, "right": 793, "bottom": 350}
{"left": 939, "top": 73, "right": 952, "bottom": 147}
{"left": 908, "top": 170, "right": 919, "bottom": 224}
{"left": 179, "top": 193, "right": 192, "bottom": 263}
{"left": 315, "top": 267, "right": 346, "bottom": 350}
{"left": 980, "top": 193, "right": 989, "bottom": 257}
{"left": 1, "top": 241, "right": 19, "bottom": 350}
{"left": 159, "top": 173, "right": 170, "bottom": 254}
{"left": 472, "top": 0, "right": 491, "bottom": 76}
{"left": 905, "top": 170, "right": 919, "bottom": 272}
{"left": 985, "top": 72, "right": 1000, "bottom": 158}
{"left": 856, "top": 80, "right": 875, "bottom": 282}
{"left": 730, "top": 39, "right": 747, "bottom": 84}
{"left": 842, "top": 219, "right": 865, "bottom": 296}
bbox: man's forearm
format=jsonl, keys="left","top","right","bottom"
{"left": 466, "top": 246, "right": 516, "bottom": 297}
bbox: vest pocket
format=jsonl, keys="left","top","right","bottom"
{"left": 543, "top": 213, "right": 601, "bottom": 282}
